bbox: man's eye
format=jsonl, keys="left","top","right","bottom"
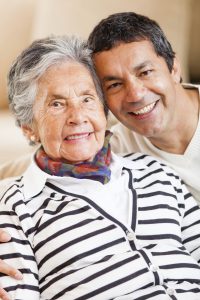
{"left": 106, "top": 82, "right": 121, "bottom": 90}
{"left": 140, "top": 69, "right": 153, "bottom": 77}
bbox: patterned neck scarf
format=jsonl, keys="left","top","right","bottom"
{"left": 35, "top": 130, "right": 112, "bottom": 184}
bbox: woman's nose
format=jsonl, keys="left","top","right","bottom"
{"left": 66, "top": 106, "right": 87, "bottom": 125}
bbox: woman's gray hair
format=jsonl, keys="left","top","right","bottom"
{"left": 8, "top": 35, "right": 107, "bottom": 127}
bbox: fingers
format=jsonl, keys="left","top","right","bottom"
{"left": 0, "top": 230, "right": 11, "bottom": 243}
{"left": 0, "top": 260, "right": 23, "bottom": 300}
{"left": 0, "top": 231, "right": 22, "bottom": 300}
{"left": 0, "top": 259, "right": 23, "bottom": 280}
{"left": 0, "top": 287, "right": 12, "bottom": 300}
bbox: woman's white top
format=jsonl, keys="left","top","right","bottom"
{"left": 0, "top": 152, "right": 200, "bottom": 299}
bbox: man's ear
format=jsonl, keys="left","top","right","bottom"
{"left": 171, "top": 56, "right": 182, "bottom": 83}
{"left": 21, "top": 124, "right": 38, "bottom": 143}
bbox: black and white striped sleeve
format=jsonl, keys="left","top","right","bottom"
{"left": 0, "top": 199, "right": 40, "bottom": 300}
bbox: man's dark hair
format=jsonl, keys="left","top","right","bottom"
{"left": 88, "top": 12, "right": 175, "bottom": 72}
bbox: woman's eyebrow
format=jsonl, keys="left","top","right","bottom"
{"left": 79, "top": 89, "right": 96, "bottom": 95}
{"left": 49, "top": 89, "right": 96, "bottom": 99}
{"left": 49, "top": 93, "right": 66, "bottom": 99}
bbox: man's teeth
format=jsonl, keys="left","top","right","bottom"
{"left": 134, "top": 102, "right": 156, "bottom": 115}
{"left": 66, "top": 133, "right": 89, "bottom": 140}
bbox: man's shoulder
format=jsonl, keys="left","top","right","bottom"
{"left": 182, "top": 82, "right": 200, "bottom": 89}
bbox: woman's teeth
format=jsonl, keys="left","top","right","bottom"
{"left": 134, "top": 101, "right": 157, "bottom": 115}
{"left": 66, "top": 133, "right": 89, "bottom": 140}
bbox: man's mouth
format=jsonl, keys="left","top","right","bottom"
{"left": 65, "top": 132, "right": 91, "bottom": 141}
{"left": 132, "top": 100, "right": 158, "bottom": 115}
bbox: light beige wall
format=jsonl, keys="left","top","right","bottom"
{"left": 32, "top": 0, "right": 192, "bottom": 79}
{"left": 0, "top": 0, "right": 36, "bottom": 109}
{"left": 189, "top": 0, "right": 200, "bottom": 82}
{"left": 0, "top": 0, "right": 193, "bottom": 111}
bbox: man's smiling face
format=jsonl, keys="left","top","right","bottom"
{"left": 93, "top": 40, "right": 181, "bottom": 139}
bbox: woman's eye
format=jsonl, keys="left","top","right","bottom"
{"left": 50, "top": 100, "right": 65, "bottom": 107}
{"left": 83, "top": 97, "right": 94, "bottom": 103}
{"left": 83, "top": 97, "right": 90, "bottom": 102}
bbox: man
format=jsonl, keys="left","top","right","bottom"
{"left": 0, "top": 12, "right": 200, "bottom": 297}
{"left": 88, "top": 12, "right": 200, "bottom": 203}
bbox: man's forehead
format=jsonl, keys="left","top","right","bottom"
{"left": 93, "top": 42, "right": 158, "bottom": 73}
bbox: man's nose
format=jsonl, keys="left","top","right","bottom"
{"left": 125, "top": 79, "right": 146, "bottom": 102}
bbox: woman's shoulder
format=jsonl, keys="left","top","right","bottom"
{"left": 117, "top": 151, "right": 180, "bottom": 181}
{"left": 0, "top": 176, "right": 23, "bottom": 203}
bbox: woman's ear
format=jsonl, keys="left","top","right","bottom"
{"left": 21, "top": 124, "right": 38, "bottom": 144}
{"left": 171, "top": 56, "right": 182, "bottom": 83}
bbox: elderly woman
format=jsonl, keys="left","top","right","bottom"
{"left": 0, "top": 35, "right": 200, "bottom": 300}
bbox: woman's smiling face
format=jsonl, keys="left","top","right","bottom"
{"left": 23, "top": 61, "right": 107, "bottom": 164}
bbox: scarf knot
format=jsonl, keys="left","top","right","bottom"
{"left": 35, "top": 130, "right": 112, "bottom": 184}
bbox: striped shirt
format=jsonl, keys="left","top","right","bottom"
{"left": 0, "top": 152, "right": 200, "bottom": 300}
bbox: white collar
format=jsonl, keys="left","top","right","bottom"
{"left": 22, "top": 151, "right": 148, "bottom": 199}
{"left": 23, "top": 153, "right": 51, "bottom": 199}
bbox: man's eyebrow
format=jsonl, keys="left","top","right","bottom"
{"left": 102, "top": 61, "right": 153, "bottom": 83}
{"left": 133, "top": 60, "right": 153, "bottom": 71}
{"left": 102, "top": 76, "right": 121, "bottom": 83}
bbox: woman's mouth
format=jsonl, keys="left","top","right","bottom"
{"left": 65, "top": 132, "right": 91, "bottom": 141}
